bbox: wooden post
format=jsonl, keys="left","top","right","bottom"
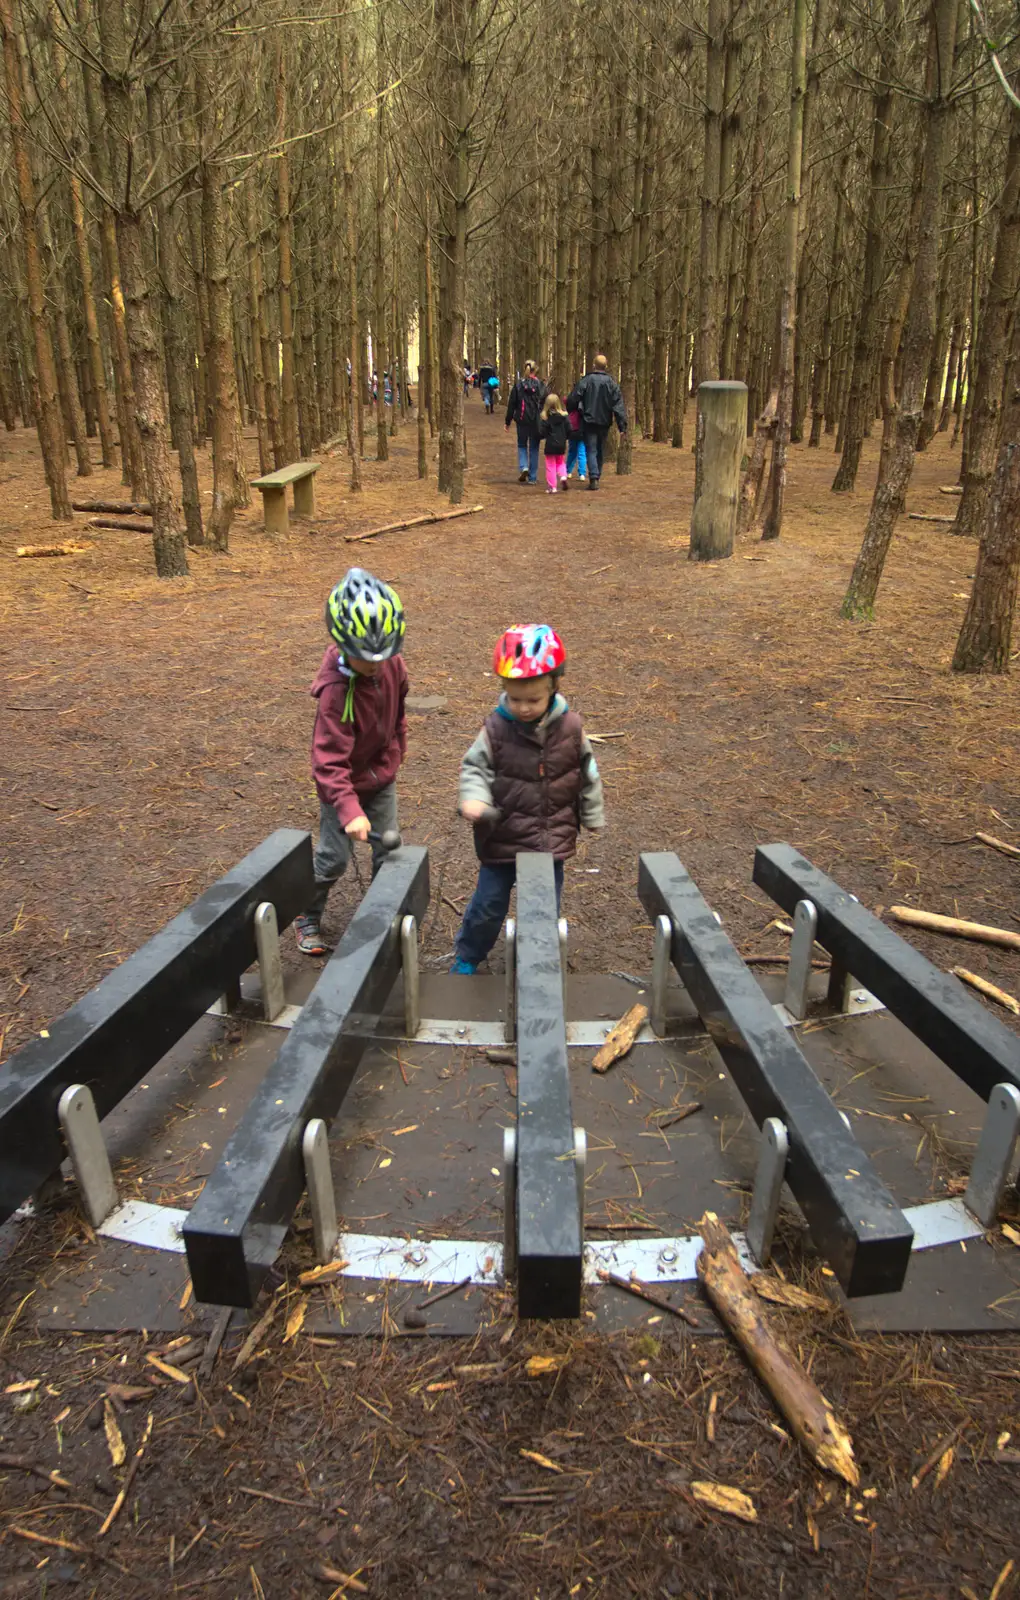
{"left": 690, "top": 380, "right": 746, "bottom": 561}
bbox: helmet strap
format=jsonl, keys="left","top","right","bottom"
{"left": 342, "top": 676, "right": 357, "bottom": 722}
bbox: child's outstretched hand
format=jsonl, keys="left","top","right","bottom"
{"left": 459, "top": 800, "right": 490, "bottom": 823}
{"left": 345, "top": 814, "right": 371, "bottom": 841}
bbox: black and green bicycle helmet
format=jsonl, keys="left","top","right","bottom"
{"left": 325, "top": 567, "right": 406, "bottom": 662}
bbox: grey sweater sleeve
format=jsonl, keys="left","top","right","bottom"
{"left": 458, "top": 726, "right": 496, "bottom": 807}
{"left": 579, "top": 733, "right": 606, "bottom": 829}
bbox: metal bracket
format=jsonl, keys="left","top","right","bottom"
{"left": 209, "top": 975, "right": 243, "bottom": 1017}
{"left": 746, "top": 1116, "right": 789, "bottom": 1267}
{"left": 964, "top": 1083, "right": 1020, "bottom": 1228}
{"left": 784, "top": 899, "right": 818, "bottom": 1021}
{"left": 650, "top": 913, "right": 672, "bottom": 1038}
{"left": 558, "top": 917, "right": 568, "bottom": 1008}
{"left": 504, "top": 917, "right": 516, "bottom": 1043}
{"left": 400, "top": 914, "right": 420, "bottom": 1039}
{"left": 254, "top": 902, "right": 285, "bottom": 1023}
{"left": 502, "top": 1124, "right": 517, "bottom": 1280}
{"left": 574, "top": 1125, "right": 586, "bottom": 1227}
{"left": 826, "top": 957, "right": 854, "bottom": 1014}
{"left": 302, "top": 1118, "right": 338, "bottom": 1265}
{"left": 58, "top": 1084, "right": 117, "bottom": 1229}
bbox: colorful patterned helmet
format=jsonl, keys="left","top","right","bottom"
{"left": 493, "top": 624, "right": 566, "bottom": 680}
{"left": 326, "top": 568, "right": 405, "bottom": 661}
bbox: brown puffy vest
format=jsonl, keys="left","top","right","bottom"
{"left": 475, "top": 707, "right": 584, "bottom": 863}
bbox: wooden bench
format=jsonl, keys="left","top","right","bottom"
{"left": 250, "top": 461, "right": 320, "bottom": 534}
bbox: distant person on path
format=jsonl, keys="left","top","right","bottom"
{"left": 505, "top": 360, "right": 548, "bottom": 483}
{"left": 566, "top": 399, "right": 587, "bottom": 483}
{"left": 567, "top": 353, "right": 627, "bottom": 490}
{"left": 450, "top": 624, "right": 605, "bottom": 974}
{"left": 484, "top": 372, "right": 500, "bottom": 414}
{"left": 538, "top": 393, "right": 570, "bottom": 493}
{"left": 294, "top": 568, "right": 408, "bottom": 957}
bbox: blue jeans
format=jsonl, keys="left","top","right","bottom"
{"left": 516, "top": 427, "right": 539, "bottom": 481}
{"left": 566, "top": 438, "right": 587, "bottom": 478}
{"left": 583, "top": 425, "right": 608, "bottom": 480}
{"left": 455, "top": 860, "right": 564, "bottom": 968}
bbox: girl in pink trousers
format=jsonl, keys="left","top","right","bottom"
{"left": 538, "top": 394, "right": 570, "bottom": 493}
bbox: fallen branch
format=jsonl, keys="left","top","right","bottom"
{"left": 98, "top": 1413, "right": 153, "bottom": 1537}
{"left": 17, "top": 541, "right": 93, "bottom": 558}
{"left": 298, "top": 1258, "right": 350, "bottom": 1288}
{"left": 231, "top": 1301, "right": 278, "bottom": 1371}
{"left": 952, "top": 967, "right": 1020, "bottom": 1015}
{"left": 890, "top": 904, "right": 1020, "bottom": 953}
{"left": 414, "top": 1275, "right": 472, "bottom": 1311}
{"left": 198, "top": 1306, "right": 233, "bottom": 1383}
{"left": 696, "top": 1211, "right": 859, "bottom": 1485}
{"left": 87, "top": 518, "right": 153, "bottom": 533}
{"left": 592, "top": 1004, "right": 648, "bottom": 1073}
{"left": 597, "top": 1268, "right": 699, "bottom": 1327}
{"left": 0, "top": 1453, "right": 73, "bottom": 1489}
{"left": 652, "top": 1101, "right": 703, "bottom": 1130}
{"left": 976, "top": 831, "right": 1020, "bottom": 860}
{"left": 73, "top": 498, "right": 151, "bottom": 514}
{"left": 345, "top": 504, "right": 483, "bottom": 543}
{"left": 742, "top": 954, "right": 829, "bottom": 968}
{"left": 938, "top": 485, "right": 963, "bottom": 495}
{"left": 906, "top": 512, "right": 955, "bottom": 524}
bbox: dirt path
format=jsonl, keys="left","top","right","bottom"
{"left": 2, "top": 405, "right": 1019, "bottom": 1597}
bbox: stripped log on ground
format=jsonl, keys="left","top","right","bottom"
{"left": 890, "top": 905, "right": 1020, "bottom": 953}
{"left": 17, "top": 542, "right": 94, "bottom": 558}
{"left": 952, "top": 968, "right": 1020, "bottom": 1015}
{"left": 345, "top": 504, "right": 484, "bottom": 543}
{"left": 72, "top": 499, "right": 151, "bottom": 514}
{"left": 695, "top": 1211, "right": 859, "bottom": 1485}
{"left": 592, "top": 1003, "right": 648, "bottom": 1073}
{"left": 975, "top": 832, "right": 1020, "bottom": 860}
{"left": 87, "top": 518, "right": 154, "bottom": 533}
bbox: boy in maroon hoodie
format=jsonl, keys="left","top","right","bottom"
{"left": 294, "top": 568, "right": 408, "bottom": 955}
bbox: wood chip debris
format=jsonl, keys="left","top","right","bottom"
{"left": 298, "top": 1259, "right": 351, "bottom": 1288}
{"left": 103, "top": 1397, "right": 126, "bottom": 1466}
{"left": 524, "top": 1354, "right": 569, "bottom": 1378}
{"left": 751, "top": 1276, "right": 832, "bottom": 1313}
{"left": 592, "top": 1003, "right": 648, "bottom": 1073}
{"left": 690, "top": 1481, "right": 758, "bottom": 1522}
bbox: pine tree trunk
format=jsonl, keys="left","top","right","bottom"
{"left": 953, "top": 97, "right": 1020, "bottom": 539}
{"left": 339, "top": 21, "right": 362, "bottom": 491}
{"left": 96, "top": 0, "right": 187, "bottom": 576}
{"left": 695, "top": 0, "right": 725, "bottom": 389}
{"left": 0, "top": 0, "right": 71, "bottom": 519}
{"left": 276, "top": 47, "right": 299, "bottom": 466}
{"left": 842, "top": 0, "right": 959, "bottom": 617}
{"left": 198, "top": 56, "right": 243, "bottom": 552}
{"left": 938, "top": 315, "right": 962, "bottom": 432}
{"left": 760, "top": 0, "right": 808, "bottom": 543}
{"left": 244, "top": 185, "right": 272, "bottom": 477}
{"left": 952, "top": 368, "right": 1020, "bottom": 672}
{"left": 916, "top": 250, "right": 953, "bottom": 451}
{"left": 809, "top": 153, "right": 847, "bottom": 448}
{"left": 831, "top": 0, "right": 897, "bottom": 492}
{"left": 374, "top": 0, "right": 390, "bottom": 461}
{"left": 148, "top": 84, "right": 203, "bottom": 547}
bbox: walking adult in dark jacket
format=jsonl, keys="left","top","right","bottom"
{"left": 567, "top": 353, "right": 627, "bottom": 490}
{"left": 504, "top": 361, "right": 548, "bottom": 484}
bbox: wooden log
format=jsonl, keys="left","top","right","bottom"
{"left": 72, "top": 498, "right": 151, "bottom": 514}
{"left": 889, "top": 905, "right": 1020, "bottom": 953}
{"left": 906, "top": 512, "right": 956, "bottom": 524}
{"left": 975, "top": 832, "right": 1020, "bottom": 860}
{"left": 695, "top": 1211, "right": 859, "bottom": 1485}
{"left": 952, "top": 968, "right": 1020, "bottom": 1016}
{"left": 592, "top": 1003, "right": 648, "bottom": 1073}
{"left": 16, "top": 541, "right": 93, "bottom": 558}
{"left": 690, "top": 381, "right": 747, "bottom": 561}
{"left": 938, "top": 485, "right": 963, "bottom": 495}
{"left": 345, "top": 504, "right": 484, "bottom": 543}
{"left": 87, "top": 518, "right": 153, "bottom": 533}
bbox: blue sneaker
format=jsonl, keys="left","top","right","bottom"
{"left": 450, "top": 958, "right": 478, "bottom": 975}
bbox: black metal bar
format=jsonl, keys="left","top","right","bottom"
{"left": 514, "top": 853, "right": 582, "bottom": 1318}
{"left": 753, "top": 842, "right": 1020, "bottom": 1103}
{"left": 183, "top": 847, "right": 430, "bottom": 1308}
{"left": 638, "top": 853, "right": 914, "bottom": 1297}
{"left": 0, "top": 830, "right": 314, "bottom": 1224}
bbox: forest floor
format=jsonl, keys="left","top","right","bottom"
{"left": 1, "top": 403, "right": 1019, "bottom": 1597}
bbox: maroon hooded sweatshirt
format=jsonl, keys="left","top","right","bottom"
{"left": 310, "top": 646, "right": 408, "bottom": 827}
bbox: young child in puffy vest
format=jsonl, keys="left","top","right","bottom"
{"left": 451, "top": 624, "right": 605, "bottom": 974}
